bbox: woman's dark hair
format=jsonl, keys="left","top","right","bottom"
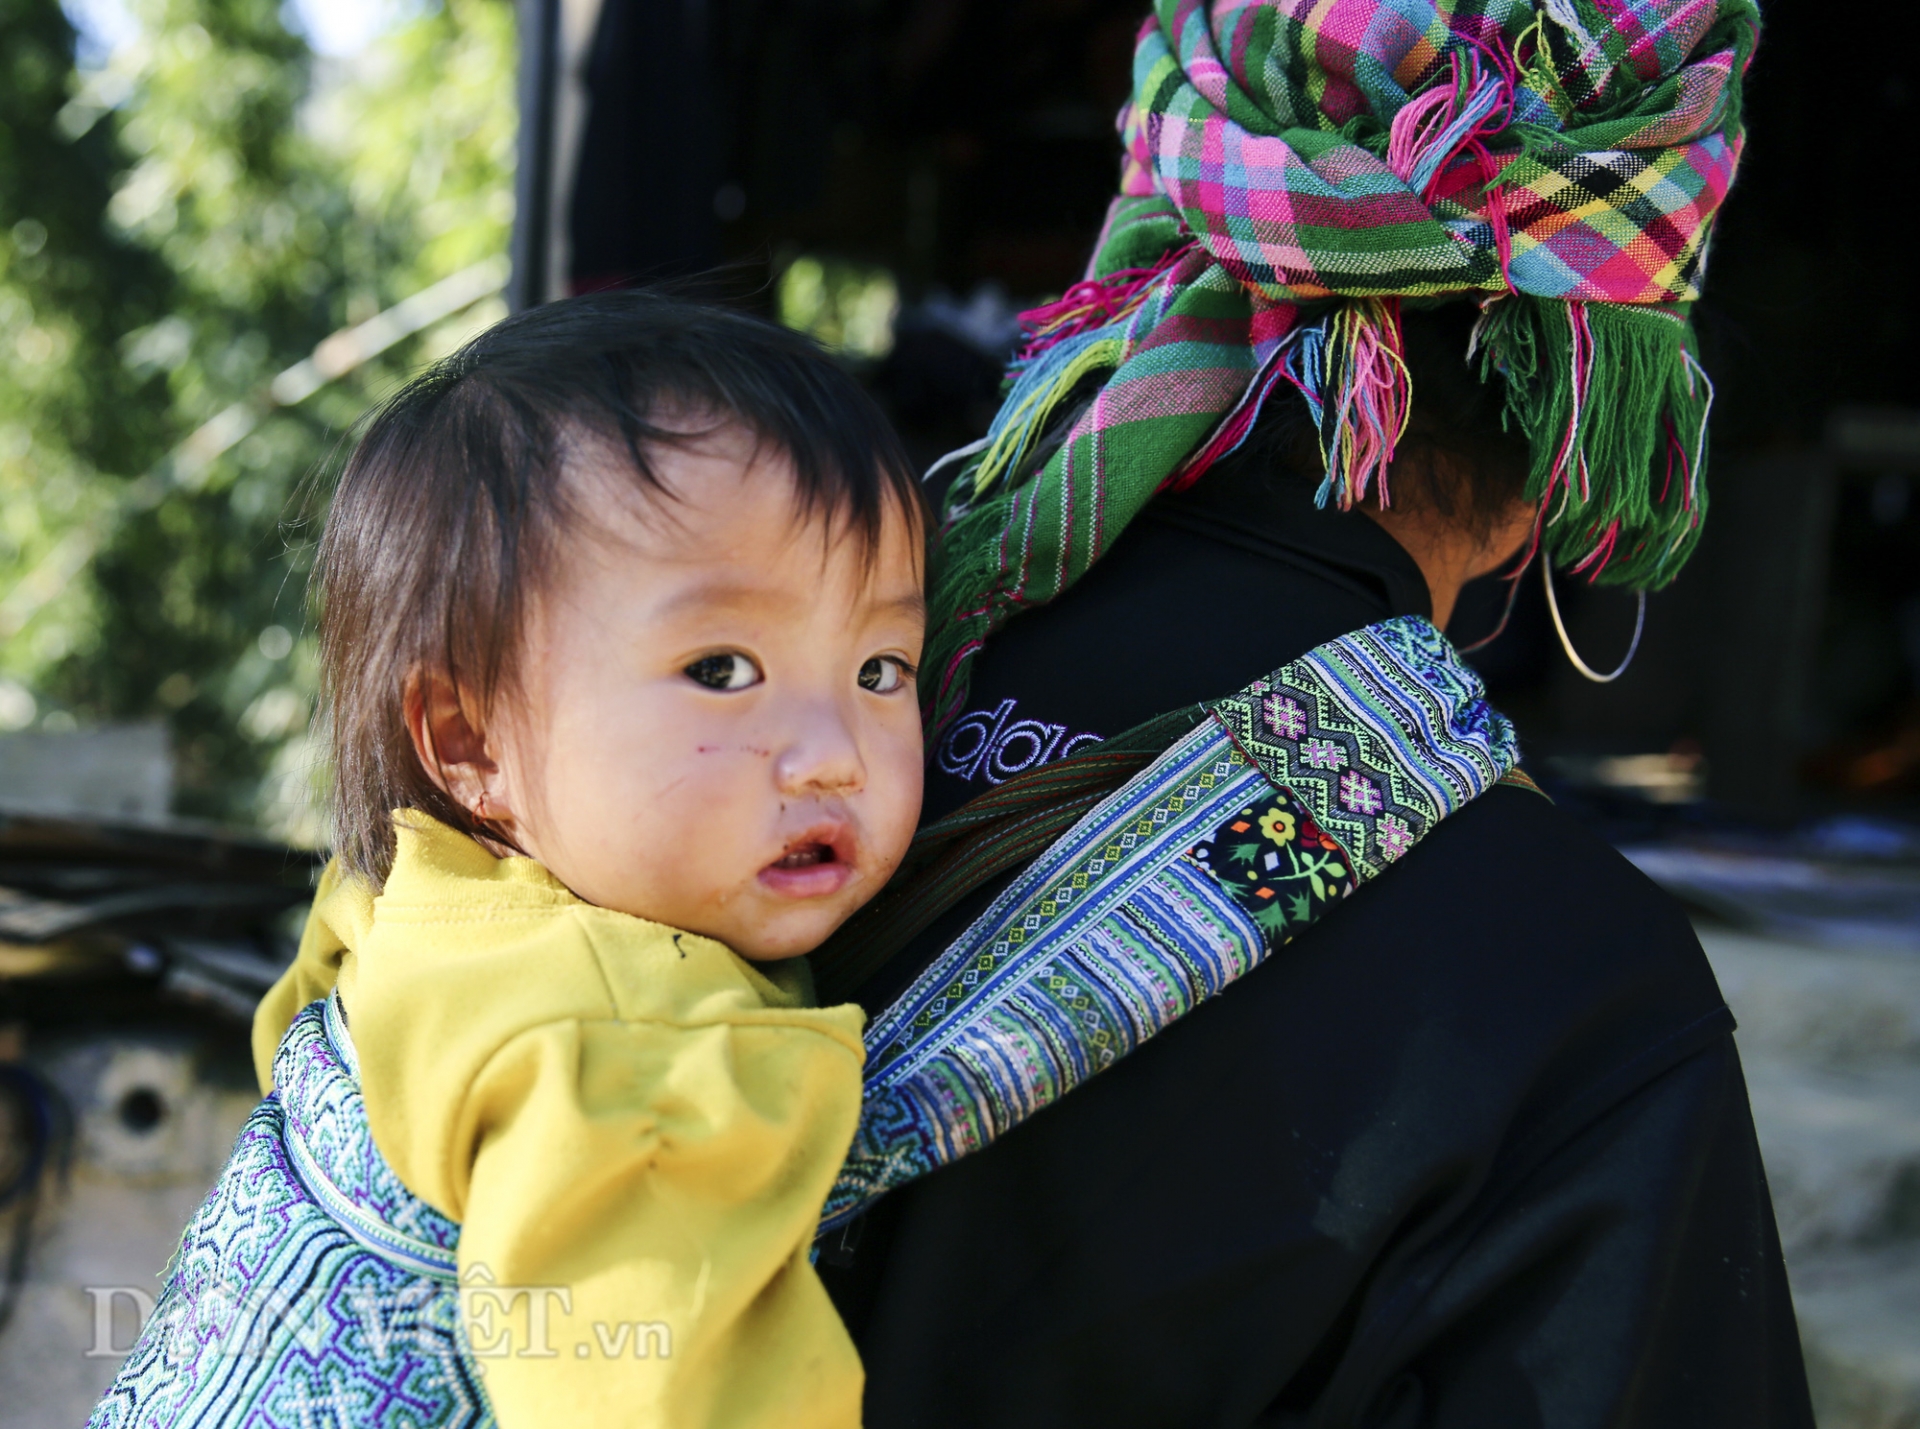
{"left": 314, "top": 289, "right": 925, "bottom": 884}
{"left": 1239, "top": 300, "right": 1533, "bottom": 538}
{"left": 1391, "top": 302, "right": 1534, "bottom": 536}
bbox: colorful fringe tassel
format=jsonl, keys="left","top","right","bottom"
{"left": 949, "top": 247, "right": 1191, "bottom": 507}
{"left": 1473, "top": 295, "right": 1714, "bottom": 587}
{"left": 1282, "top": 299, "right": 1414, "bottom": 511}
{"left": 1166, "top": 46, "right": 1510, "bottom": 509}
{"left": 917, "top": 0, "right": 1757, "bottom": 736}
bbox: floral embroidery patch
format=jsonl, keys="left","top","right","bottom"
{"left": 1209, "top": 616, "right": 1518, "bottom": 881}
{"left": 1183, "top": 788, "right": 1357, "bottom": 944}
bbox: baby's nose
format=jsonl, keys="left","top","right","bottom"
{"left": 773, "top": 711, "right": 866, "bottom": 796}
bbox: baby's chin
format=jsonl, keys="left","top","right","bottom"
{"left": 724, "top": 905, "right": 856, "bottom": 962}
{"left": 568, "top": 859, "right": 869, "bottom": 961}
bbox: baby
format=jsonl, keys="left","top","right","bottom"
{"left": 91, "top": 294, "right": 926, "bottom": 1429}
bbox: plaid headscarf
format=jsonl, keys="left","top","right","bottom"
{"left": 924, "top": 0, "right": 1759, "bottom": 732}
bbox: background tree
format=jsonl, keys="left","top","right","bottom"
{"left": 0, "top": 0, "right": 515, "bottom": 839}
{"left": 0, "top": 0, "right": 172, "bottom": 731}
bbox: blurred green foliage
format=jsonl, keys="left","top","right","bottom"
{"left": 0, "top": 0, "right": 515, "bottom": 840}
{"left": 776, "top": 255, "right": 899, "bottom": 360}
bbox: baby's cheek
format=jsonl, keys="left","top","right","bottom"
{"left": 868, "top": 735, "right": 926, "bottom": 871}
{"left": 649, "top": 754, "right": 768, "bottom": 900}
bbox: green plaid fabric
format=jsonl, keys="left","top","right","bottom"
{"left": 923, "top": 0, "right": 1758, "bottom": 733}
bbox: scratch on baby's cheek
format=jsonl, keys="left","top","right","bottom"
{"left": 742, "top": 745, "right": 771, "bottom": 757}
{"left": 696, "top": 744, "right": 721, "bottom": 754}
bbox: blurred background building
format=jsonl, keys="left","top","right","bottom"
{"left": 0, "top": 0, "right": 1917, "bottom": 1423}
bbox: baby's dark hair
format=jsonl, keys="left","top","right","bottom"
{"left": 314, "top": 290, "right": 924, "bottom": 884}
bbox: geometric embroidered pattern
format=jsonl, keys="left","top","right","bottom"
{"left": 88, "top": 997, "right": 493, "bottom": 1429}
{"left": 1211, "top": 617, "right": 1518, "bottom": 880}
{"left": 819, "top": 719, "right": 1269, "bottom": 1234}
{"left": 820, "top": 616, "right": 1517, "bottom": 1233}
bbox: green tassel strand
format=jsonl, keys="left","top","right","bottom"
{"left": 1476, "top": 295, "right": 1711, "bottom": 588}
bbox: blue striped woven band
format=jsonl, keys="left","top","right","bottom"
{"left": 821, "top": 615, "right": 1516, "bottom": 1233}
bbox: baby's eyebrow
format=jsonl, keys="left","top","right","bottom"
{"left": 652, "top": 584, "right": 927, "bottom": 621}
{"left": 654, "top": 581, "right": 782, "bottom": 617}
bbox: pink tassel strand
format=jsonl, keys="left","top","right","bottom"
{"left": 1570, "top": 518, "right": 1621, "bottom": 578}
{"left": 1389, "top": 44, "right": 1519, "bottom": 287}
{"left": 1546, "top": 301, "right": 1596, "bottom": 512}
{"left": 1277, "top": 298, "right": 1413, "bottom": 512}
{"left": 1011, "top": 245, "right": 1191, "bottom": 369}
{"left": 1387, "top": 46, "right": 1515, "bottom": 199}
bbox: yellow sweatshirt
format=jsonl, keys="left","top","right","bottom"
{"left": 251, "top": 814, "right": 867, "bottom": 1429}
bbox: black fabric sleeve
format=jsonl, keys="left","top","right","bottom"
{"left": 1285, "top": 1036, "right": 1813, "bottom": 1429}
{"left": 845, "top": 1031, "right": 1809, "bottom": 1429}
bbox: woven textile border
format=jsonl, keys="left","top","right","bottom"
{"left": 821, "top": 616, "right": 1516, "bottom": 1233}
{"left": 89, "top": 1002, "right": 491, "bottom": 1429}
{"left": 1212, "top": 616, "right": 1518, "bottom": 878}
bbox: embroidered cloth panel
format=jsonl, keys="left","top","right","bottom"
{"left": 89, "top": 999, "right": 493, "bottom": 1429}
{"left": 821, "top": 615, "right": 1516, "bottom": 1232}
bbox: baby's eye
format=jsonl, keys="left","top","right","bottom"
{"left": 858, "top": 656, "right": 914, "bottom": 694}
{"left": 684, "top": 653, "right": 762, "bottom": 691}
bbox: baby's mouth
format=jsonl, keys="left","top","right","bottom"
{"left": 772, "top": 843, "right": 836, "bottom": 870}
{"left": 759, "top": 826, "right": 856, "bottom": 898}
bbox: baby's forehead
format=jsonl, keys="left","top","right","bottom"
{"left": 657, "top": 571, "right": 926, "bottom": 626}
{"left": 552, "top": 434, "right": 922, "bottom": 608}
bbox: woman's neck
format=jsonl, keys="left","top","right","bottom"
{"left": 1359, "top": 499, "right": 1536, "bottom": 632}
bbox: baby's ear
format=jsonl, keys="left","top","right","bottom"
{"left": 402, "top": 667, "right": 500, "bottom": 814}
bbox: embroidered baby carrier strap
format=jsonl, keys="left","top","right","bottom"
{"left": 90, "top": 997, "right": 493, "bottom": 1429}
{"left": 813, "top": 704, "right": 1211, "bottom": 1005}
{"left": 818, "top": 616, "right": 1518, "bottom": 1233}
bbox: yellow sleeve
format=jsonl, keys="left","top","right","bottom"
{"left": 447, "top": 1010, "right": 866, "bottom": 1429}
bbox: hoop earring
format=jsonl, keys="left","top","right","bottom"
{"left": 1541, "top": 558, "right": 1645, "bottom": 684}
{"left": 1458, "top": 547, "right": 1537, "bottom": 655}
